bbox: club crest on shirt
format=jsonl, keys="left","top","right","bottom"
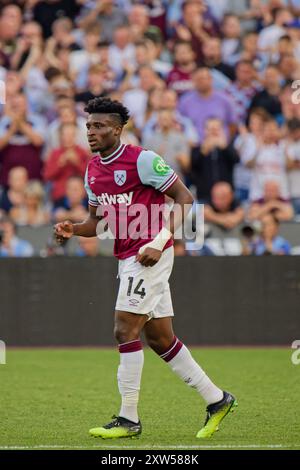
{"left": 114, "top": 170, "right": 127, "bottom": 186}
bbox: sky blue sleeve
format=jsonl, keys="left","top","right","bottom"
{"left": 136, "top": 149, "right": 178, "bottom": 193}
{"left": 84, "top": 168, "right": 98, "bottom": 206}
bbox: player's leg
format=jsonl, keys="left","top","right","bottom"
{"left": 114, "top": 310, "right": 148, "bottom": 424}
{"left": 144, "top": 316, "right": 223, "bottom": 403}
{"left": 144, "top": 317, "right": 237, "bottom": 438}
{"left": 89, "top": 310, "right": 148, "bottom": 439}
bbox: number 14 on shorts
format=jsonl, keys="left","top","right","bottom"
{"left": 127, "top": 277, "right": 146, "bottom": 299}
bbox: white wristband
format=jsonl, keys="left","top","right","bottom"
{"left": 138, "top": 227, "right": 172, "bottom": 255}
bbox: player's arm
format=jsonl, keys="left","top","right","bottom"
{"left": 163, "top": 178, "right": 194, "bottom": 235}
{"left": 54, "top": 205, "right": 101, "bottom": 244}
{"left": 136, "top": 179, "right": 194, "bottom": 266}
{"left": 135, "top": 150, "right": 194, "bottom": 266}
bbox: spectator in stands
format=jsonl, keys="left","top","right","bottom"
{"left": 54, "top": 176, "right": 88, "bottom": 223}
{"left": 143, "top": 88, "right": 198, "bottom": 146}
{"left": 278, "top": 53, "right": 300, "bottom": 84}
{"left": 78, "top": 0, "right": 127, "bottom": 43}
{"left": 43, "top": 69, "right": 76, "bottom": 122}
{"left": 143, "top": 35, "right": 172, "bottom": 79}
{"left": 142, "top": 88, "right": 164, "bottom": 132}
{"left": 238, "top": 31, "right": 265, "bottom": 72}
{"left": 108, "top": 25, "right": 136, "bottom": 78}
{"left": 204, "top": 182, "right": 244, "bottom": 231}
{"left": 50, "top": 17, "right": 80, "bottom": 51}
{"left": 248, "top": 66, "right": 282, "bottom": 123}
{"left": 46, "top": 68, "right": 74, "bottom": 100}
{"left": 166, "top": 40, "right": 197, "bottom": 96}
{"left": 10, "top": 180, "right": 50, "bottom": 226}
{"left": 234, "top": 108, "right": 270, "bottom": 203}
{"left": 1, "top": 0, "right": 299, "bottom": 257}
{"left": 143, "top": 108, "right": 190, "bottom": 181}
{"left": 257, "top": 7, "right": 293, "bottom": 53}
{"left": 122, "top": 65, "right": 165, "bottom": 129}
{"left": 77, "top": 236, "right": 101, "bottom": 257}
{"left": 190, "top": 117, "right": 239, "bottom": 202}
{"left": 32, "top": 0, "right": 80, "bottom": 39}
{"left": 286, "top": 19, "right": 300, "bottom": 61}
{"left": 276, "top": 34, "right": 294, "bottom": 63}
{"left": 0, "top": 166, "right": 28, "bottom": 214}
{"left": 128, "top": 4, "right": 157, "bottom": 43}
{"left": 286, "top": 118, "right": 300, "bottom": 214}
{"left": 178, "top": 67, "right": 238, "bottom": 143}
{"left": 248, "top": 180, "right": 294, "bottom": 222}
{"left": 0, "top": 216, "right": 34, "bottom": 257}
{"left": 0, "top": 4, "right": 22, "bottom": 61}
{"left": 75, "top": 64, "right": 108, "bottom": 106}
{"left": 221, "top": 14, "right": 242, "bottom": 66}
{"left": 43, "top": 123, "right": 89, "bottom": 207}
{"left": 10, "top": 21, "right": 43, "bottom": 72}
{"left": 201, "top": 37, "right": 235, "bottom": 81}
{"left": 45, "top": 98, "right": 89, "bottom": 155}
{"left": 173, "top": 0, "right": 219, "bottom": 63}
{"left": 252, "top": 212, "right": 291, "bottom": 255}
{"left": 68, "top": 23, "right": 102, "bottom": 80}
{"left": 0, "top": 92, "right": 45, "bottom": 187}
{"left": 0, "top": 71, "right": 23, "bottom": 117}
{"left": 119, "top": 39, "right": 167, "bottom": 92}
{"left": 247, "top": 117, "right": 289, "bottom": 201}
{"left": 225, "top": 60, "right": 260, "bottom": 124}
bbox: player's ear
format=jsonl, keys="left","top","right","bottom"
{"left": 114, "top": 125, "right": 122, "bottom": 136}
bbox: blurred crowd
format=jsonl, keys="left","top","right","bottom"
{"left": 1, "top": 0, "right": 300, "bottom": 257}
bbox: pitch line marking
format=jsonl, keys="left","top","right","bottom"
{"left": 0, "top": 444, "right": 299, "bottom": 450}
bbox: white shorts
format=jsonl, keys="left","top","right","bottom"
{"left": 115, "top": 246, "right": 174, "bottom": 319}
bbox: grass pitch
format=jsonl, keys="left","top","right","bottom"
{"left": 1, "top": 348, "right": 299, "bottom": 450}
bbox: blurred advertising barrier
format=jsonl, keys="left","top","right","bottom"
{"left": 0, "top": 256, "right": 299, "bottom": 346}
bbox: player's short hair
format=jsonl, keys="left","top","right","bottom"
{"left": 84, "top": 97, "right": 130, "bottom": 126}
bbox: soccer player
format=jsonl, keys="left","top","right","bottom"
{"left": 54, "top": 97, "right": 237, "bottom": 439}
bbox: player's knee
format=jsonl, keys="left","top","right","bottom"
{"left": 146, "top": 337, "right": 171, "bottom": 355}
{"left": 146, "top": 337, "right": 158, "bottom": 352}
{"left": 114, "top": 324, "right": 140, "bottom": 344}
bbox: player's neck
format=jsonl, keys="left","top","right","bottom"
{"left": 100, "top": 140, "right": 122, "bottom": 159}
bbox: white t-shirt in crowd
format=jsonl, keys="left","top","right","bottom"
{"left": 258, "top": 25, "right": 286, "bottom": 51}
{"left": 122, "top": 89, "right": 148, "bottom": 129}
{"left": 250, "top": 141, "right": 289, "bottom": 200}
{"left": 108, "top": 43, "right": 136, "bottom": 76}
{"left": 69, "top": 50, "right": 99, "bottom": 76}
{"left": 286, "top": 140, "right": 300, "bottom": 198}
{"left": 234, "top": 133, "right": 257, "bottom": 190}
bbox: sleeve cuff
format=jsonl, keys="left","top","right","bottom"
{"left": 158, "top": 173, "right": 178, "bottom": 193}
{"left": 88, "top": 200, "right": 99, "bottom": 207}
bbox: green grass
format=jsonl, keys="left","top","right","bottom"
{"left": 1, "top": 348, "right": 299, "bottom": 450}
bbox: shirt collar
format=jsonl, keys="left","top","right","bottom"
{"left": 99, "top": 143, "right": 126, "bottom": 165}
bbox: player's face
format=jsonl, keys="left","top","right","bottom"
{"left": 86, "top": 113, "right": 121, "bottom": 154}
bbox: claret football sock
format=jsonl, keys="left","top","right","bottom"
{"left": 160, "top": 337, "right": 223, "bottom": 405}
{"left": 117, "top": 340, "right": 144, "bottom": 424}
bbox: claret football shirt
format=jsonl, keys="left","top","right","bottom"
{"left": 84, "top": 143, "right": 178, "bottom": 259}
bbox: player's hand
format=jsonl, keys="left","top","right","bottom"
{"left": 135, "top": 247, "right": 162, "bottom": 267}
{"left": 54, "top": 221, "right": 74, "bottom": 244}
